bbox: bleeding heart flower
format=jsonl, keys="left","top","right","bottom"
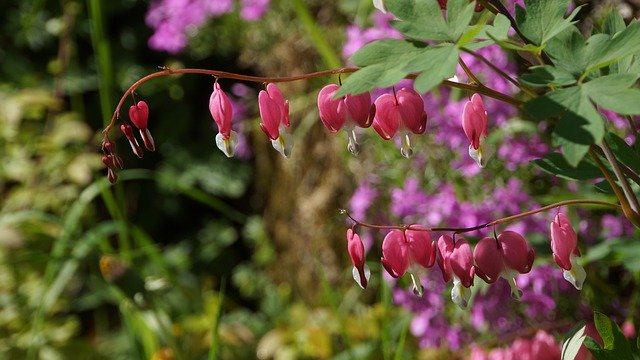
{"left": 474, "top": 231, "right": 535, "bottom": 300}
{"left": 372, "top": 88, "right": 428, "bottom": 158}
{"left": 462, "top": 93, "right": 492, "bottom": 167}
{"left": 550, "top": 213, "right": 586, "bottom": 290}
{"left": 209, "top": 82, "right": 238, "bottom": 158}
{"left": 437, "top": 235, "right": 475, "bottom": 308}
{"left": 259, "top": 83, "right": 293, "bottom": 157}
{"left": 128, "top": 100, "right": 155, "bottom": 151}
{"left": 317, "top": 84, "right": 374, "bottom": 155}
{"left": 381, "top": 227, "right": 436, "bottom": 296}
{"left": 347, "top": 229, "right": 370, "bottom": 289}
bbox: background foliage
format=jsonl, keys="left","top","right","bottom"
{"left": 1, "top": 0, "right": 639, "bottom": 359}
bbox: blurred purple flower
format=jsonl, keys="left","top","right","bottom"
{"left": 240, "top": 0, "right": 270, "bottom": 21}
{"left": 601, "top": 214, "right": 634, "bottom": 238}
{"left": 146, "top": 0, "right": 268, "bottom": 53}
{"left": 343, "top": 12, "right": 401, "bottom": 60}
{"left": 390, "top": 178, "right": 429, "bottom": 219}
{"left": 349, "top": 181, "right": 379, "bottom": 221}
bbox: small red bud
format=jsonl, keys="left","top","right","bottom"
{"left": 103, "top": 141, "right": 115, "bottom": 154}
{"left": 120, "top": 124, "right": 144, "bottom": 158}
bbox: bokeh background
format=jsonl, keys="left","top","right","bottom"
{"left": 1, "top": 0, "right": 640, "bottom": 359}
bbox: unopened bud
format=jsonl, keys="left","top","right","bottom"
{"left": 120, "top": 124, "right": 143, "bottom": 158}
{"left": 103, "top": 141, "right": 115, "bottom": 154}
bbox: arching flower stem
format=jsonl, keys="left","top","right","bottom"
{"left": 343, "top": 199, "right": 620, "bottom": 234}
{"left": 102, "top": 66, "right": 522, "bottom": 143}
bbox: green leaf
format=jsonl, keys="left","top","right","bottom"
{"left": 520, "top": 65, "right": 577, "bottom": 88}
{"left": 387, "top": 0, "right": 450, "bottom": 41}
{"left": 533, "top": 152, "right": 602, "bottom": 180}
{"left": 515, "top": 0, "right": 581, "bottom": 46}
{"left": 447, "top": 0, "right": 476, "bottom": 40}
{"left": 410, "top": 45, "right": 459, "bottom": 92}
{"left": 589, "top": 89, "right": 640, "bottom": 115}
{"left": 486, "top": 32, "right": 545, "bottom": 53}
{"left": 524, "top": 86, "right": 605, "bottom": 166}
{"left": 584, "top": 337, "right": 608, "bottom": 359}
{"left": 602, "top": 8, "right": 625, "bottom": 35}
{"left": 337, "top": 64, "right": 408, "bottom": 96}
{"left": 583, "top": 74, "right": 640, "bottom": 115}
{"left": 457, "top": 10, "right": 493, "bottom": 48}
{"left": 561, "top": 322, "right": 586, "bottom": 360}
{"left": 545, "top": 27, "right": 588, "bottom": 77}
{"left": 593, "top": 312, "right": 633, "bottom": 355}
{"left": 585, "top": 21, "right": 640, "bottom": 75}
{"left": 338, "top": 39, "right": 431, "bottom": 96}
{"left": 351, "top": 39, "right": 427, "bottom": 67}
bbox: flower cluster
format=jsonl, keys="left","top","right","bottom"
{"left": 346, "top": 212, "right": 585, "bottom": 309}
{"left": 318, "top": 84, "right": 427, "bottom": 158}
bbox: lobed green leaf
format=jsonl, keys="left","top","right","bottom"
{"left": 515, "top": 0, "right": 580, "bottom": 46}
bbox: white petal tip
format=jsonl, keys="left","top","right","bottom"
{"left": 352, "top": 264, "right": 371, "bottom": 290}
{"left": 216, "top": 131, "right": 238, "bottom": 158}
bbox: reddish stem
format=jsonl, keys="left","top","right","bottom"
{"left": 344, "top": 199, "right": 619, "bottom": 234}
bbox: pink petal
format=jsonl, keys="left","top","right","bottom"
{"left": 345, "top": 92, "right": 373, "bottom": 128}
{"left": 406, "top": 227, "right": 435, "bottom": 268}
{"left": 317, "top": 84, "right": 347, "bottom": 132}
{"left": 373, "top": 94, "right": 400, "bottom": 139}
{"left": 499, "top": 231, "right": 534, "bottom": 274}
{"left": 450, "top": 238, "right": 475, "bottom": 287}
{"left": 550, "top": 213, "right": 577, "bottom": 270}
{"left": 381, "top": 230, "right": 409, "bottom": 277}
{"left": 473, "top": 237, "right": 503, "bottom": 283}
{"left": 396, "top": 88, "right": 427, "bottom": 134}
{"left": 258, "top": 90, "right": 282, "bottom": 140}
{"left": 437, "top": 235, "right": 455, "bottom": 283}
{"left": 129, "top": 101, "right": 149, "bottom": 129}
{"left": 209, "top": 83, "right": 233, "bottom": 138}
{"left": 346, "top": 229, "right": 365, "bottom": 268}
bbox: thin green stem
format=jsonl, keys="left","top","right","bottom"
{"left": 589, "top": 147, "right": 640, "bottom": 228}
{"left": 462, "top": 48, "right": 538, "bottom": 98}
{"left": 600, "top": 140, "right": 640, "bottom": 214}
{"left": 344, "top": 199, "right": 619, "bottom": 234}
{"left": 458, "top": 57, "right": 482, "bottom": 85}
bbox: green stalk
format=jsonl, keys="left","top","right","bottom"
{"left": 290, "top": 0, "right": 342, "bottom": 69}
{"left": 87, "top": 0, "right": 115, "bottom": 125}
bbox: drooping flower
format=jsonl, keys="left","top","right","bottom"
{"left": 462, "top": 93, "right": 492, "bottom": 167}
{"left": 550, "top": 213, "right": 586, "bottom": 290}
{"left": 120, "top": 124, "right": 143, "bottom": 158}
{"left": 347, "top": 229, "right": 370, "bottom": 289}
{"left": 258, "top": 83, "right": 293, "bottom": 157}
{"left": 437, "top": 235, "right": 475, "bottom": 308}
{"left": 372, "top": 87, "right": 428, "bottom": 158}
{"left": 381, "top": 227, "right": 436, "bottom": 296}
{"left": 209, "top": 82, "right": 238, "bottom": 157}
{"left": 317, "top": 84, "right": 374, "bottom": 155}
{"left": 474, "top": 231, "right": 535, "bottom": 300}
{"left": 128, "top": 100, "right": 156, "bottom": 151}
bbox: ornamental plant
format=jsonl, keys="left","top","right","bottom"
{"left": 99, "top": 0, "right": 640, "bottom": 357}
